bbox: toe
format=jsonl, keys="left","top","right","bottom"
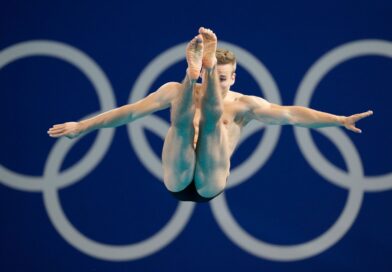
{"left": 196, "top": 34, "right": 203, "bottom": 43}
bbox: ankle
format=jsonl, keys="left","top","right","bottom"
{"left": 186, "top": 68, "right": 200, "bottom": 81}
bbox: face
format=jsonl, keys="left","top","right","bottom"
{"left": 201, "top": 63, "right": 236, "bottom": 96}
{"left": 216, "top": 64, "right": 236, "bottom": 94}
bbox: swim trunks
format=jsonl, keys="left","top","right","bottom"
{"left": 169, "top": 180, "right": 224, "bottom": 203}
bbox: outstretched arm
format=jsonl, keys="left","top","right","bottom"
{"left": 241, "top": 95, "right": 373, "bottom": 133}
{"left": 48, "top": 82, "right": 181, "bottom": 138}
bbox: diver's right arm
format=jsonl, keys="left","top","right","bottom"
{"left": 48, "top": 82, "right": 181, "bottom": 139}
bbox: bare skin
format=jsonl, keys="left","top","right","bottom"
{"left": 48, "top": 27, "right": 374, "bottom": 200}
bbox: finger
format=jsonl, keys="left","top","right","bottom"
{"left": 360, "top": 110, "right": 373, "bottom": 118}
{"left": 48, "top": 128, "right": 64, "bottom": 133}
{"left": 48, "top": 129, "right": 65, "bottom": 136}
{"left": 50, "top": 125, "right": 65, "bottom": 130}
{"left": 49, "top": 133, "right": 63, "bottom": 138}
{"left": 49, "top": 125, "right": 64, "bottom": 131}
{"left": 348, "top": 125, "right": 362, "bottom": 133}
{"left": 355, "top": 110, "right": 374, "bottom": 121}
{"left": 49, "top": 126, "right": 63, "bottom": 131}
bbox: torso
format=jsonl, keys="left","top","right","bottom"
{"left": 192, "top": 86, "right": 249, "bottom": 156}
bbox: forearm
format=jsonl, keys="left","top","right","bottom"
{"left": 79, "top": 105, "right": 134, "bottom": 134}
{"left": 288, "top": 106, "right": 344, "bottom": 128}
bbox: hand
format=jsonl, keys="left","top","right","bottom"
{"left": 342, "top": 110, "right": 373, "bottom": 133}
{"left": 47, "top": 122, "right": 81, "bottom": 139}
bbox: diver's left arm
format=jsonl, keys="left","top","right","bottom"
{"left": 242, "top": 95, "right": 373, "bottom": 133}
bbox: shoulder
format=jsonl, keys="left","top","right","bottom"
{"left": 224, "top": 91, "right": 271, "bottom": 111}
{"left": 225, "top": 90, "right": 243, "bottom": 102}
{"left": 147, "top": 81, "right": 182, "bottom": 104}
{"left": 237, "top": 94, "right": 271, "bottom": 109}
{"left": 159, "top": 81, "right": 182, "bottom": 91}
{"left": 156, "top": 81, "right": 182, "bottom": 95}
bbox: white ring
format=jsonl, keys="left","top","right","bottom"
{"left": 42, "top": 112, "right": 194, "bottom": 260}
{"left": 1, "top": 39, "right": 390, "bottom": 262}
{"left": 295, "top": 40, "right": 392, "bottom": 191}
{"left": 211, "top": 127, "right": 364, "bottom": 261}
{"left": 0, "top": 40, "right": 116, "bottom": 191}
{"left": 43, "top": 152, "right": 195, "bottom": 261}
{"left": 0, "top": 40, "right": 196, "bottom": 261}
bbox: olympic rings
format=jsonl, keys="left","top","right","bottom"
{"left": 212, "top": 39, "right": 392, "bottom": 261}
{"left": 0, "top": 39, "right": 391, "bottom": 262}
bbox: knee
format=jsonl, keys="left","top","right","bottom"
{"left": 164, "top": 171, "right": 194, "bottom": 192}
{"left": 199, "top": 113, "right": 222, "bottom": 132}
{"left": 195, "top": 179, "right": 226, "bottom": 199}
{"left": 171, "top": 113, "right": 195, "bottom": 129}
{"left": 202, "top": 104, "right": 223, "bottom": 118}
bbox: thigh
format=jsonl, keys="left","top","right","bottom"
{"left": 194, "top": 123, "right": 230, "bottom": 198}
{"left": 161, "top": 126, "right": 196, "bottom": 192}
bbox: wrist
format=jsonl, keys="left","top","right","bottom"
{"left": 77, "top": 121, "right": 87, "bottom": 134}
{"left": 337, "top": 116, "right": 346, "bottom": 126}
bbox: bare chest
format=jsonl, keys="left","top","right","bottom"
{"left": 192, "top": 105, "right": 243, "bottom": 151}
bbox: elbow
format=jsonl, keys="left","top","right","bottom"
{"left": 287, "top": 116, "right": 300, "bottom": 126}
{"left": 287, "top": 115, "right": 309, "bottom": 127}
{"left": 281, "top": 110, "right": 295, "bottom": 126}
{"left": 284, "top": 106, "right": 311, "bottom": 127}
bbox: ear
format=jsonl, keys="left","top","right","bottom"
{"left": 231, "top": 72, "right": 236, "bottom": 85}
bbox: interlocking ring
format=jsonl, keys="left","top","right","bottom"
{"left": 0, "top": 41, "right": 195, "bottom": 261}
{"left": 0, "top": 39, "right": 390, "bottom": 262}
{"left": 211, "top": 40, "right": 392, "bottom": 261}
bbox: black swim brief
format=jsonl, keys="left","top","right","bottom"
{"left": 169, "top": 180, "right": 224, "bottom": 203}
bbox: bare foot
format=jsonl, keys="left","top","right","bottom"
{"left": 186, "top": 35, "right": 203, "bottom": 80}
{"left": 199, "top": 27, "right": 217, "bottom": 69}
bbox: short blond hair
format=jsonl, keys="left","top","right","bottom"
{"left": 216, "top": 48, "right": 237, "bottom": 72}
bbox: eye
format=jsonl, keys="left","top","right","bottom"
{"left": 219, "top": 77, "right": 226, "bottom": 82}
